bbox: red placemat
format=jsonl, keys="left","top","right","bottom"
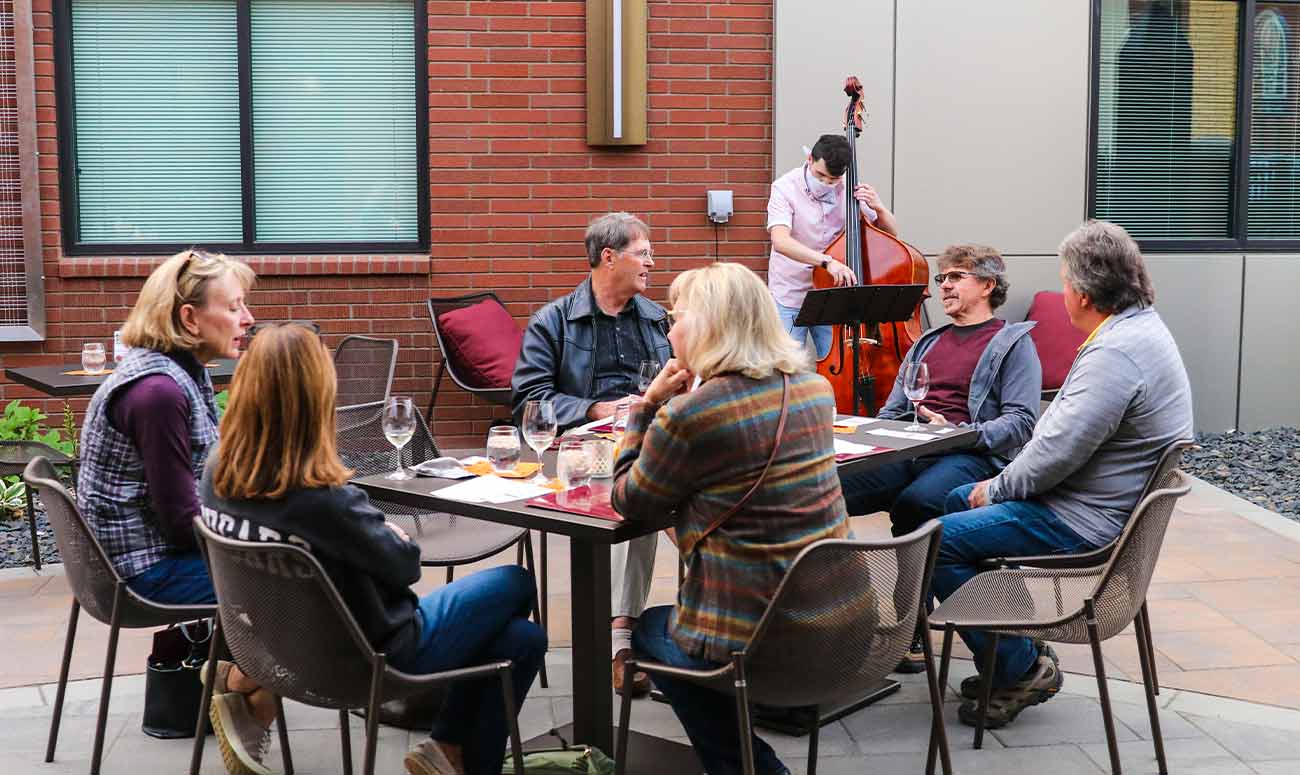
{"left": 835, "top": 446, "right": 888, "bottom": 463}
{"left": 527, "top": 485, "right": 623, "bottom": 522}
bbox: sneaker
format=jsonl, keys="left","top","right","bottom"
{"left": 209, "top": 692, "right": 273, "bottom": 775}
{"left": 894, "top": 631, "right": 928, "bottom": 674}
{"left": 957, "top": 648, "right": 1063, "bottom": 729}
{"left": 199, "top": 659, "right": 234, "bottom": 695}
{"left": 960, "top": 642, "right": 1057, "bottom": 700}
{"left": 404, "top": 739, "right": 458, "bottom": 775}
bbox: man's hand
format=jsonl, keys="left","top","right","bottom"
{"left": 383, "top": 521, "right": 411, "bottom": 542}
{"left": 587, "top": 398, "right": 629, "bottom": 421}
{"left": 823, "top": 257, "right": 856, "bottom": 287}
{"left": 918, "top": 405, "right": 949, "bottom": 426}
{"left": 644, "top": 358, "right": 694, "bottom": 405}
{"left": 967, "top": 479, "right": 993, "bottom": 509}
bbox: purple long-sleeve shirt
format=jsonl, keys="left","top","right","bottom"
{"left": 106, "top": 351, "right": 208, "bottom": 551}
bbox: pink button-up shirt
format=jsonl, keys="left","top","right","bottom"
{"left": 766, "top": 164, "right": 876, "bottom": 308}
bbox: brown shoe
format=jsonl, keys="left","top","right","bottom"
{"left": 613, "top": 649, "right": 651, "bottom": 697}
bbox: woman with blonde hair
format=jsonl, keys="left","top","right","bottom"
{"left": 202, "top": 324, "right": 544, "bottom": 775}
{"left": 612, "top": 262, "right": 848, "bottom": 775}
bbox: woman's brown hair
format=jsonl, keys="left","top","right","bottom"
{"left": 211, "top": 324, "right": 351, "bottom": 499}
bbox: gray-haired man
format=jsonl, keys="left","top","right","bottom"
{"left": 512, "top": 212, "right": 673, "bottom": 697}
{"left": 934, "top": 220, "right": 1193, "bottom": 729}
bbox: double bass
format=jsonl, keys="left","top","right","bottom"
{"left": 812, "top": 76, "right": 929, "bottom": 415}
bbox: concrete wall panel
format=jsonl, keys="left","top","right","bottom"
{"left": 1239, "top": 257, "right": 1300, "bottom": 432}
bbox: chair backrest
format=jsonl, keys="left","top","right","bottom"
{"left": 427, "top": 293, "right": 519, "bottom": 403}
{"left": 740, "top": 520, "right": 942, "bottom": 708}
{"left": 1140, "top": 438, "right": 1194, "bottom": 499}
{"left": 335, "top": 401, "right": 441, "bottom": 520}
{"left": 194, "top": 519, "right": 381, "bottom": 709}
{"left": 1090, "top": 472, "right": 1192, "bottom": 640}
{"left": 334, "top": 336, "right": 399, "bottom": 409}
{"left": 1025, "top": 291, "right": 1088, "bottom": 391}
{"left": 23, "top": 457, "right": 126, "bottom": 623}
{"left": 0, "top": 440, "right": 73, "bottom": 476}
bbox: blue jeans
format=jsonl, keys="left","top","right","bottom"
{"left": 839, "top": 453, "right": 1000, "bottom": 536}
{"left": 633, "top": 606, "right": 788, "bottom": 775}
{"left": 126, "top": 553, "right": 217, "bottom": 604}
{"left": 776, "top": 301, "right": 831, "bottom": 360}
{"left": 391, "top": 566, "right": 546, "bottom": 775}
{"left": 933, "top": 484, "right": 1097, "bottom": 688}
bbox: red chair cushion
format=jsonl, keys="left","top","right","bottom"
{"left": 1025, "top": 291, "right": 1088, "bottom": 391}
{"left": 436, "top": 299, "right": 523, "bottom": 389}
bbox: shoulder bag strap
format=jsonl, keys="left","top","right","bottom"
{"left": 680, "top": 373, "right": 789, "bottom": 557}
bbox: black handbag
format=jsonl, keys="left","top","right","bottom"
{"left": 142, "top": 619, "right": 213, "bottom": 739}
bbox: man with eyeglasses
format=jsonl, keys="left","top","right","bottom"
{"left": 766, "top": 134, "right": 899, "bottom": 358}
{"left": 512, "top": 211, "right": 673, "bottom": 698}
{"left": 837, "top": 243, "right": 1042, "bottom": 672}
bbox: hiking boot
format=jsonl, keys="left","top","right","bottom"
{"left": 613, "top": 649, "right": 650, "bottom": 697}
{"left": 894, "top": 630, "right": 928, "bottom": 674}
{"left": 957, "top": 649, "right": 1063, "bottom": 729}
{"left": 960, "top": 641, "right": 1058, "bottom": 700}
{"left": 209, "top": 692, "right": 273, "bottom": 775}
{"left": 404, "top": 739, "right": 458, "bottom": 775}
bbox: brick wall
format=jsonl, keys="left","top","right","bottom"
{"left": 2, "top": 0, "right": 775, "bottom": 449}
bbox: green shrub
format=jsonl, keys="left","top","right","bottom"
{"left": 0, "top": 400, "right": 76, "bottom": 519}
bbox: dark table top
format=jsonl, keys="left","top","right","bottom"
{"left": 352, "top": 416, "right": 976, "bottom": 543}
{"left": 4, "top": 358, "right": 238, "bottom": 397}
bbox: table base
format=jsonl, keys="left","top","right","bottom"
{"left": 525, "top": 723, "right": 701, "bottom": 775}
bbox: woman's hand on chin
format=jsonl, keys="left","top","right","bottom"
{"left": 643, "top": 358, "right": 694, "bottom": 405}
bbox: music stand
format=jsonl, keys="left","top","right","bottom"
{"left": 795, "top": 284, "right": 928, "bottom": 416}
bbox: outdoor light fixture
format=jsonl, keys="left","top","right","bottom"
{"left": 586, "top": 0, "right": 647, "bottom": 146}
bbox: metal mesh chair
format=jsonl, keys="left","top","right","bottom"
{"left": 930, "top": 473, "right": 1193, "bottom": 775}
{"left": 334, "top": 335, "right": 399, "bottom": 409}
{"left": 22, "top": 457, "right": 215, "bottom": 775}
{"left": 978, "top": 438, "right": 1194, "bottom": 695}
{"left": 0, "top": 439, "right": 76, "bottom": 570}
{"left": 426, "top": 293, "right": 514, "bottom": 420}
{"left": 616, "top": 521, "right": 952, "bottom": 775}
{"left": 188, "top": 520, "right": 525, "bottom": 775}
{"left": 335, "top": 401, "right": 548, "bottom": 686}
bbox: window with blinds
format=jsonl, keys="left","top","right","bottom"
{"left": 61, "top": 0, "right": 423, "bottom": 252}
{"left": 1092, "top": 0, "right": 1300, "bottom": 248}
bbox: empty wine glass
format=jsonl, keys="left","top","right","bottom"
{"left": 81, "top": 343, "right": 107, "bottom": 375}
{"left": 637, "top": 361, "right": 660, "bottom": 395}
{"left": 382, "top": 396, "right": 417, "bottom": 480}
{"left": 903, "top": 362, "right": 930, "bottom": 431}
{"left": 521, "top": 399, "right": 557, "bottom": 483}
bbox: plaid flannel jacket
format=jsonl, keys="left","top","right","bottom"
{"left": 612, "top": 370, "right": 849, "bottom": 663}
{"left": 77, "top": 349, "right": 220, "bottom": 579}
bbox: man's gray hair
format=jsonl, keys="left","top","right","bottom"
{"left": 585, "top": 212, "right": 649, "bottom": 268}
{"left": 1058, "top": 220, "right": 1154, "bottom": 314}
{"left": 936, "top": 244, "right": 1010, "bottom": 309}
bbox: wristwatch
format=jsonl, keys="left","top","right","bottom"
{"left": 819, "top": 259, "right": 829, "bottom": 270}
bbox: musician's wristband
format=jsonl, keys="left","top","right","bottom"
{"left": 819, "top": 259, "right": 829, "bottom": 271}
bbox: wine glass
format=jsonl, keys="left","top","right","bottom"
{"left": 521, "top": 399, "right": 557, "bottom": 483}
{"left": 903, "top": 362, "right": 930, "bottom": 431}
{"left": 81, "top": 343, "right": 107, "bottom": 375}
{"left": 381, "top": 396, "right": 417, "bottom": 480}
{"left": 636, "top": 361, "right": 660, "bottom": 395}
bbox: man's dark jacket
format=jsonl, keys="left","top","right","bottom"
{"left": 511, "top": 277, "right": 672, "bottom": 429}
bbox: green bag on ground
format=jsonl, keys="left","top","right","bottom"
{"left": 500, "top": 744, "right": 616, "bottom": 775}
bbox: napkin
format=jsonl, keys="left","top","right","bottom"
{"left": 430, "top": 476, "right": 553, "bottom": 505}
{"left": 463, "top": 461, "right": 541, "bottom": 478}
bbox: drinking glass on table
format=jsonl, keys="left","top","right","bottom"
{"left": 557, "top": 438, "right": 593, "bottom": 489}
{"left": 381, "top": 396, "right": 417, "bottom": 480}
{"left": 637, "top": 361, "right": 660, "bottom": 395}
{"left": 521, "top": 399, "right": 557, "bottom": 484}
{"left": 612, "top": 401, "right": 631, "bottom": 435}
{"left": 81, "top": 343, "right": 107, "bottom": 375}
{"left": 903, "top": 361, "right": 930, "bottom": 431}
{"left": 486, "top": 426, "right": 521, "bottom": 474}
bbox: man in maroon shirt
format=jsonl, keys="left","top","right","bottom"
{"left": 838, "top": 244, "right": 1042, "bottom": 671}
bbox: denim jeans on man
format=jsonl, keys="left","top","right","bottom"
{"left": 391, "top": 565, "right": 547, "bottom": 775}
{"left": 126, "top": 552, "right": 217, "bottom": 604}
{"left": 775, "top": 301, "right": 831, "bottom": 361}
{"left": 634, "top": 605, "right": 790, "bottom": 775}
{"left": 839, "top": 453, "right": 999, "bottom": 535}
{"left": 933, "top": 483, "right": 1097, "bottom": 688}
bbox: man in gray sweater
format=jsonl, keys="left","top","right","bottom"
{"left": 933, "top": 220, "right": 1193, "bottom": 729}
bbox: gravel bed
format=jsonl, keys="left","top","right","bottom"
{"left": 2, "top": 427, "right": 1297, "bottom": 569}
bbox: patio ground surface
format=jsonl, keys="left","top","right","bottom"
{"left": 2, "top": 477, "right": 1299, "bottom": 774}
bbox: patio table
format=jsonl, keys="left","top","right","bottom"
{"left": 4, "top": 358, "right": 237, "bottom": 398}
{"left": 352, "top": 417, "right": 975, "bottom": 770}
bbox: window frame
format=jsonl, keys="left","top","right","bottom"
{"left": 1087, "top": 0, "right": 1300, "bottom": 252}
{"left": 53, "top": 0, "right": 430, "bottom": 256}
{"left": 3, "top": 0, "right": 46, "bottom": 342}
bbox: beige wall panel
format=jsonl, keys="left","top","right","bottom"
{"left": 894, "top": 1, "right": 1090, "bottom": 254}
{"left": 1239, "top": 257, "right": 1300, "bottom": 432}
{"left": 773, "top": 0, "right": 895, "bottom": 204}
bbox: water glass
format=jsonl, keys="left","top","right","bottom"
{"left": 81, "top": 343, "right": 107, "bottom": 374}
{"left": 486, "top": 426, "right": 522, "bottom": 474}
{"left": 382, "top": 396, "right": 417, "bottom": 480}
{"left": 637, "top": 361, "right": 660, "bottom": 394}
{"left": 557, "top": 438, "right": 593, "bottom": 489}
{"left": 588, "top": 437, "right": 615, "bottom": 479}
{"left": 903, "top": 361, "right": 930, "bottom": 431}
{"left": 612, "top": 402, "right": 631, "bottom": 435}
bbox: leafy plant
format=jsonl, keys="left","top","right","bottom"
{"left": 0, "top": 400, "right": 73, "bottom": 457}
{"left": 215, "top": 389, "right": 229, "bottom": 416}
{"left": 62, "top": 401, "right": 80, "bottom": 459}
{"left": 0, "top": 477, "right": 25, "bottom": 516}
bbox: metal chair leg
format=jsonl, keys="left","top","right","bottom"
{"left": 521, "top": 531, "right": 549, "bottom": 688}
{"left": 90, "top": 587, "right": 125, "bottom": 775}
{"left": 973, "top": 632, "right": 999, "bottom": 750}
{"left": 539, "top": 531, "right": 549, "bottom": 634}
{"left": 1135, "top": 611, "right": 1168, "bottom": 775}
{"left": 445, "top": 566, "right": 454, "bottom": 584}
{"left": 275, "top": 695, "right": 294, "bottom": 775}
{"left": 923, "top": 622, "right": 953, "bottom": 775}
{"left": 614, "top": 659, "right": 637, "bottom": 775}
{"left": 1139, "top": 600, "right": 1160, "bottom": 695}
{"left": 46, "top": 599, "right": 79, "bottom": 763}
{"left": 362, "top": 661, "right": 384, "bottom": 775}
{"left": 190, "top": 619, "right": 224, "bottom": 775}
{"left": 733, "top": 656, "right": 755, "bottom": 775}
{"left": 806, "top": 705, "right": 821, "bottom": 775}
{"left": 927, "top": 626, "right": 955, "bottom": 775}
{"left": 1087, "top": 614, "right": 1122, "bottom": 775}
{"left": 338, "top": 709, "right": 354, "bottom": 775}
{"left": 25, "top": 484, "right": 41, "bottom": 571}
{"left": 499, "top": 664, "right": 525, "bottom": 775}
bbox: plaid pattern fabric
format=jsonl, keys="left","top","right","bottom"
{"left": 77, "top": 350, "right": 220, "bottom": 579}
{"left": 612, "top": 371, "right": 849, "bottom": 663}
